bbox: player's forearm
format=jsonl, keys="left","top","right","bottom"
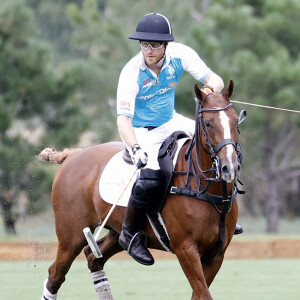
{"left": 117, "top": 115, "right": 138, "bottom": 149}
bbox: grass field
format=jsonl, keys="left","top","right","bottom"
{"left": 1, "top": 258, "right": 299, "bottom": 300}
{"left": 1, "top": 212, "right": 300, "bottom": 299}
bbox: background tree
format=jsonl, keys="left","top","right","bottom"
{"left": 0, "top": 0, "right": 89, "bottom": 233}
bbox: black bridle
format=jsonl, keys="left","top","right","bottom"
{"left": 184, "top": 99, "right": 244, "bottom": 186}
{"left": 197, "top": 100, "right": 236, "bottom": 182}
{"left": 199, "top": 102, "right": 237, "bottom": 158}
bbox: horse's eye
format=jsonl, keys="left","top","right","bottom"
{"left": 204, "top": 120, "right": 211, "bottom": 128}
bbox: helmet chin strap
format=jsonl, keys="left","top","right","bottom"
{"left": 155, "top": 52, "right": 165, "bottom": 64}
{"left": 155, "top": 44, "right": 167, "bottom": 64}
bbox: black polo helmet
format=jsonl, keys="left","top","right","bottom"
{"left": 129, "top": 13, "right": 174, "bottom": 42}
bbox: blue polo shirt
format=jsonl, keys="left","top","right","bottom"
{"left": 117, "top": 42, "right": 212, "bottom": 127}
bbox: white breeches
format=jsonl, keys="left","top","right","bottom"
{"left": 132, "top": 113, "right": 195, "bottom": 169}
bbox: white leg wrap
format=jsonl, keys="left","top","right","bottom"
{"left": 41, "top": 279, "right": 57, "bottom": 300}
{"left": 90, "top": 270, "right": 114, "bottom": 300}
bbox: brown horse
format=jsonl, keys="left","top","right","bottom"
{"left": 39, "top": 80, "right": 243, "bottom": 300}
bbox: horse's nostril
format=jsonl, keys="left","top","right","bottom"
{"left": 221, "top": 165, "right": 229, "bottom": 174}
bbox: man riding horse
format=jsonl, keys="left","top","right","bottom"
{"left": 117, "top": 13, "right": 243, "bottom": 266}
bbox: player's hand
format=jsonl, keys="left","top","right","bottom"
{"left": 131, "top": 145, "right": 148, "bottom": 169}
{"left": 201, "top": 84, "right": 214, "bottom": 95}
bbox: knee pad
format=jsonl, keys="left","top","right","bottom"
{"left": 131, "top": 169, "right": 165, "bottom": 213}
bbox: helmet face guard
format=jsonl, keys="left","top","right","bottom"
{"left": 129, "top": 13, "right": 174, "bottom": 42}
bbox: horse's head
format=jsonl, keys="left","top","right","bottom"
{"left": 194, "top": 80, "right": 242, "bottom": 183}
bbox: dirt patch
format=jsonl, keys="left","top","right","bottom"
{"left": 1, "top": 239, "right": 300, "bottom": 261}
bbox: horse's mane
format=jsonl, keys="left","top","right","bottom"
{"left": 38, "top": 147, "right": 81, "bottom": 164}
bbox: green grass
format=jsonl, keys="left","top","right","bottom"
{"left": 1, "top": 259, "right": 299, "bottom": 300}
{"left": 1, "top": 212, "right": 300, "bottom": 299}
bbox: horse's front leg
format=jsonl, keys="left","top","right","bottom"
{"left": 174, "top": 241, "right": 213, "bottom": 300}
{"left": 202, "top": 253, "right": 225, "bottom": 287}
{"left": 84, "top": 229, "right": 123, "bottom": 300}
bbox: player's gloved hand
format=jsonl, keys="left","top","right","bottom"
{"left": 131, "top": 144, "right": 148, "bottom": 169}
{"left": 201, "top": 84, "right": 214, "bottom": 95}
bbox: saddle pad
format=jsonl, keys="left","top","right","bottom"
{"left": 100, "top": 151, "right": 136, "bottom": 207}
{"left": 100, "top": 137, "right": 190, "bottom": 207}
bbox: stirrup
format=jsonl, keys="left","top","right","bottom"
{"left": 127, "top": 231, "right": 147, "bottom": 254}
{"left": 119, "top": 229, "right": 154, "bottom": 266}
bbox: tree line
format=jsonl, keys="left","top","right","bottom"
{"left": 0, "top": 0, "right": 299, "bottom": 233}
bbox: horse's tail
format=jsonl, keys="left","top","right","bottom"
{"left": 38, "top": 147, "right": 81, "bottom": 164}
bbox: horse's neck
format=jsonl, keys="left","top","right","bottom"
{"left": 193, "top": 147, "right": 211, "bottom": 173}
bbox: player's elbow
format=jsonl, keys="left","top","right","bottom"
{"left": 117, "top": 115, "right": 132, "bottom": 129}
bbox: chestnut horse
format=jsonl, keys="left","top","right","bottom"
{"left": 39, "top": 81, "right": 244, "bottom": 300}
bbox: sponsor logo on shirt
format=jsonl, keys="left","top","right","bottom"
{"left": 168, "top": 65, "right": 175, "bottom": 76}
{"left": 137, "top": 87, "right": 173, "bottom": 101}
{"left": 142, "top": 81, "right": 154, "bottom": 89}
{"left": 143, "top": 78, "right": 151, "bottom": 86}
{"left": 166, "top": 66, "right": 176, "bottom": 80}
{"left": 169, "top": 82, "right": 177, "bottom": 88}
{"left": 120, "top": 101, "right": 131, "bottom": 111}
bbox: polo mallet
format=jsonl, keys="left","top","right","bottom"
{"left": 83, "top": 167, "right": 138, "bottom": 258}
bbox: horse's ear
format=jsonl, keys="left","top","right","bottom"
{"left": 224, "top": 80, "right": 234, "bottom": 99}
{"left": 194, "top": 84, "right": 206, "bottom": 103}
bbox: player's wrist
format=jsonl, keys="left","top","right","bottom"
{"left": 131, "top": 144, "right": 141, "bottom": 155}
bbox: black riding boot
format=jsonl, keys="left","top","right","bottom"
{"left": 234, "top": 223, "right": 243, "bottom": 235}
{"left": 119, "top": 198, "right": 154, "bottom": 266}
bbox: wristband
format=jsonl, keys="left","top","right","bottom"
{"left": 132, "top": 144, "right": 141, "bottom": 155}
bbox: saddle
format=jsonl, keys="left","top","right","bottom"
{"left": 122, "top": 131, "right": 190, "bottom": 253}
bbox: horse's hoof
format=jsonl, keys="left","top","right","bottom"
{"left": 234, "top": 223, "right": 243, "bottom": 235}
